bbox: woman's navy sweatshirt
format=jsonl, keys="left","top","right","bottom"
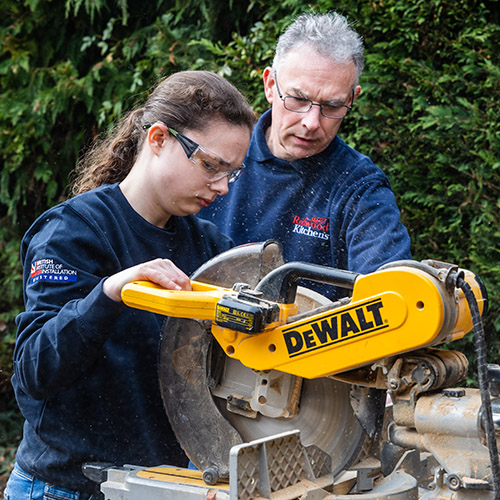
{"left": 13, "top": 183, "right": 232, "bottom": 493}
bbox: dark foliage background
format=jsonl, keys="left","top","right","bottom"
{"left": 1, "top": 0, "right": 499, "bottom": 485}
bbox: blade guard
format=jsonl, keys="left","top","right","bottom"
{"left": 144, "top": 242, "right": 377, "bottom": 480}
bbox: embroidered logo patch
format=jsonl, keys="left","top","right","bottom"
{"left": 30, "top": 259, "right": 78, "bottom": 284}
{"left": 292, "top": 215, "right": 330, "bottom": 241}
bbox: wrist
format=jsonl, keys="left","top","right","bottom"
{"left": 102, "top": 277, "right": 122, "bottom": 302}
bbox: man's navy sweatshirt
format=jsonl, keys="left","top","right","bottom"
{"left": 200, "top": 110, "right": 411, "bottom": 299}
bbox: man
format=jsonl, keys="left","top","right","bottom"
{"left": 201, "top": 12, "right": 411, "bottom": 299}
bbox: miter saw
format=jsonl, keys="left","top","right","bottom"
{"left": 86, "top": 240, "right": 500, "bottom": 499}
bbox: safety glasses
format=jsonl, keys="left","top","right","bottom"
{"left": 167, "top": 127, "right": 245, "bottom": 183}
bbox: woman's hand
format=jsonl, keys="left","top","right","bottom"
{"left": 103, "top": 258, "right": 192, "bottom": 302}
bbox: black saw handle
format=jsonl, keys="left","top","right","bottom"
{"left": 255, "top": 261, "right": 359, "bottom": 304}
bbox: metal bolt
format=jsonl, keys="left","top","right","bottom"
{"left": 442, "top": 388, "right": 465, "bottom": 398}
{"left": 203, "top": 466, "right": 219, "bottom": 485}
{"left": 446, "top": 474, "right": 462, "bottom": 491}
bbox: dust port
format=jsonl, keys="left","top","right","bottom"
{"left": 416, "top": 301, "right": 425, "bottom": 310}
{"left": 268, "top": 343, "right": 276, "bottom": 353}
{"left": 226, "top": 345, "right": 235, "bottom": 355}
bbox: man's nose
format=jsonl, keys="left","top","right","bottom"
{"left": 301, "top": 104, "right": 322, "bottom": 131}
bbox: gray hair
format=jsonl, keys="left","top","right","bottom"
{"left": 272, "top": 12, "right": 365, "bottom": 85}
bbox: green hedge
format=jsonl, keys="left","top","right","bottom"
{"left": 1, "top": 0, "right": 499, "bottom": 398}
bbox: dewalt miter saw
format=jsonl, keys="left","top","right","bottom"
{"left": 90, "top": 240, "right": 500, "bottom": 499}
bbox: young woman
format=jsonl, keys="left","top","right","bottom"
{"left": 5, "top": 70, "right": 255, "bottom": 500}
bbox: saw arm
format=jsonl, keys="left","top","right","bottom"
{"left": 121, "top": 258, "right": 486, "bottom": 379}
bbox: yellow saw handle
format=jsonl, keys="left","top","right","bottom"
{"left": 121, "top": 280, "right": 230, "bottom": 320}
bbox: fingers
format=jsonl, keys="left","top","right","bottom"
{"left": 103, "top": 259, "right": 192, "bottom": 302}
{"left": 139, "top": 258, "right": 192, "bottom": 291}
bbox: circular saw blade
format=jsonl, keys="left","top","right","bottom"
{"left": 215, "top": 361, "right": 367, "bottom": 474}
{"left": 159, "top": 241, "right": 373, "bottom": 478}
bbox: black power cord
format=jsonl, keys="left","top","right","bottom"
{"left": 457, "top": 276, "right": 500, "bottom": 499}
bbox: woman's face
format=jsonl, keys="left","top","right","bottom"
{"left": 137, "top": 120, "right": 251, "bottom": 227}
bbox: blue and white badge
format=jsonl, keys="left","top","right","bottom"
{"left": 30, "top": 259, "right": 78, "bottom": 285}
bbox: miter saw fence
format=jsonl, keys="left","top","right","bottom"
{"left": 111, "top": 241, "right": 500, "bottom": 499}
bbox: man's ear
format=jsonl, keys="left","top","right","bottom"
{"left": 147, "top": 123, "right": 169, "bottom": 155}
{"left": 353, "top": 84, "right": 362, "bottom": 103}
{"left": 262, "top": 67, "right": 275, "bottom": 105}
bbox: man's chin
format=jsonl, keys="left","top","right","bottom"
{"left": 288, "top": 144, "right": 324, "bottom": 160}
{"left": 271, "top": 136, "right": 324, "bottom": 161}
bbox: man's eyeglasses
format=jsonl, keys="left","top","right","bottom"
{"left": 143, "top": 124, "right": 245, "bottom": 183}
{"left": 274, "top": 71, "right": 354, "bottom": 120}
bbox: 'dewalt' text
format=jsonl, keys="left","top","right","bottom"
{"left": 282, "top": 299, "right": 387, "bottom": 357}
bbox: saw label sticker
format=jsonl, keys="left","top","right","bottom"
{"left": 282, "top": 298, "right": 387, "bottom": 357}
{"left": 30, "top": 258, "right": 78, "bottom": 285}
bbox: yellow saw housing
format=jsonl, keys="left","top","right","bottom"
{"left": 121, "top": 262, "right": 486, "bottom": 379}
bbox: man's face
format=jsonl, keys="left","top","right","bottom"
{"left": 263, "top": 45, "right": 361, "bottom": 161}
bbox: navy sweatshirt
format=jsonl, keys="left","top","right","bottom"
{"left": 12, "top": 183, "right": 232, "bottom": 493}
{"left": 200, "top": 110, "right": 411, "bottom": 299}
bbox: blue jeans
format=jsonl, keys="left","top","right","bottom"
{"left": 4, "top": 464, "right": 101, "bottom": 500}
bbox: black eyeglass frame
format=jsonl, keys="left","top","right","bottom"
{"left": 273, "top": 71, "right": 354, "bottom": 120}
{"left": 142, "top": 124, "right": 245, "bottom": 183}
{"left": 166, "top": 127, "right": 202, "bottom": 159}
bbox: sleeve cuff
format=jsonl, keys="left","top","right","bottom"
{"left": 76, "top": 279, "right": 126, "bottom": 338}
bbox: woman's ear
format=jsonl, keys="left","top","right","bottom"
{"left": 147, "top": 123, "right": 169, "bottom": 155}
